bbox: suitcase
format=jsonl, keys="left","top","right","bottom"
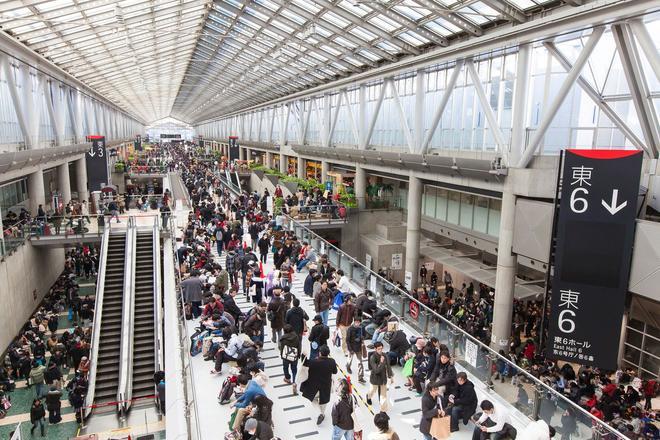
{"left": 202, "top": 336, "right": 214, "bottom": 357}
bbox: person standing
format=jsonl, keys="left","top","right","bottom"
{"left": 308, "top": 315, "right": 330, "bottom": 360}
{"left": 419, "top": 265, "right": 428, "bottom": 285}
{"left": 419, "top": 382, "right": 444, "bottom": 440}
{"left": 29, "top": 361, "right": 47, "bottom": 399}
{"left": 45, "top": 386, "right": 62, "bottom": 424}
{"left": 300, "top": 345, "right": 337, "bottom": 425}
{"left": 157, "top": 377, "right": 166, "bottom": 414}
{"left": 181, "top": 270, "right": 204, "bottom": 318}
{"left": 285, "top": 297, "right": 309, "bottom": 338}
{"left": 257, "top": 234, "right": 270, "bottom": 264}
{"left": 346, "top": 316, "right": 366, "bottom": 384}
{"left": 366, "top": 342, "right": 393, "bottom": 412}
{"left": 314, "top": 280, "right": 333, "bottom": 326}
{"left": 336, "top": 295, "right": 357, "bottom": 356}
{"left": 30, "top": 398, "right": 47, "bottom": 437}
{"left": 267, "top": 289, "right": 286, "bottom": 343}
{"left": 332, "top": 378, "right": 356, "bottom": 440}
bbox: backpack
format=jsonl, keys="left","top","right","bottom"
{"left": 281, "top": 345, "right": 298, "bottom": 362}
{"left": 218, "top": 376, "right": 236, "bottom": 404}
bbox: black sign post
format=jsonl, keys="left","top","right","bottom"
{"left": 85, "top": 136, "right": 109, "bottom": 192}
{"left": 228, "top": 136, "right": 239, "bottom": 161}
{"left": 134, "top": 135, "right": 142, "bottom": 151}
{"left": 547, "top": 149, "right": 642, "bottom": 370}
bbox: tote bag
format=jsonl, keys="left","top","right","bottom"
{"left": 429, "top": 416, "right": 451, "bottom": 440}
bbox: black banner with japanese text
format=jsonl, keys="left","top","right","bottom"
{"left": 229, "top": 136, "right": 239, "bottom": 161}
{"left": 547, "top": 149, "right": 642, "bottom": 370}
{"left": 85, "top": 135, "right": 109, "bottom": 192}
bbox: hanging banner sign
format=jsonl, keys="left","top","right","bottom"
{"left": 85, "top": 135, "right": 109, "bottom": 192}
{"left": 229, "top": 136, "right": 240, "bottom": 161}
{"left": 547, "top": 149, "right": 642, "bottom": 370}
{"left": 134, "top": 134, "right": 142, "bottom": 151}
{"left": 465, "top": 339, "right": 478, "bottom": 368}
{"left": 391, "top": 253, "right": 402, "bottom": 270}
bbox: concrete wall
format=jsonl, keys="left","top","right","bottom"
{"left": 0, "top": 242, "right": 65, "bottom": 350}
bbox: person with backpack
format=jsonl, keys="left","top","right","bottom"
{"left": 279, "top": 324, "right": 300, "bottom": 394}
{"left": 267, "top": 289, "right": 287, "bottom": 343}
{"left": 241, "top": 247, "right": 259, "bottom": 290}
{"left": 331, "top": 378, "right": 356, "bottom": 440}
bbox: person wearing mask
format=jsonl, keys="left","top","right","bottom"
{"left": 279, "top": 324, "right": 300, "bottom": 394}
{"left": 300, "top": 345, "right": 337, "bottom": 425}
{"left": 30, "top": 398, "right": 47, "bottom": 437}
{"left": 267, "top": 289, "right": 287, "bottom": 343}
{"left": 314, "top": 280, "right": 333, "bottom": 326}
{"left": 243, "top": 417, "right": 273, "bottom": 440}
{"left": 471, "top": 400, "right": 515, "bottom": 440}
{"left": 420, "top": 382, "right": 445, "bottom": 440}
{"left": 308, "top": 315, "right": 330, "bottom": 360}
{"left": 181, "top": 270, "right": 204, "bottom": 318}
{"left": 366, "top": 342, "right": 393, "bottom": 412}
{"left": 331, "top": 378, "right": 356, "bottom": 440}
{"left": 285, "top": 298, "right": 309, "bottom": 338}
{"left": 346, "top": 316, "right": 366, "bottom": 384}
{"left": 368, "top": 412, "right": 400, "bottom": 440}
{"left": 336, "top": 295, "right": 357, "bottom": 357}
{"left": 448, "top": 372, "right": 478, "bottom": 432}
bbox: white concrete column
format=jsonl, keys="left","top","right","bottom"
{"left": 321, "top": 160, "right": 329, "bottom": 184}
{"left": 76, "top": 157, "right": 89, "bottom": 202}
{"left": 265, "top": 152, "right": 273, "bottom": 169}
{"left": 508, "top": 43, "right": 532, "bottom": 166}
{"left": 491, "top": 190, "right": 518, "bottom": 352}
{"left": 354, "top": 164, "right": 367, "bottom": 209}
{"left": 239, "top": 147, "right": 246, "bottom": 161}
{"left": 57, "top": 162, "right": 71, "bottom": 205}
{"left": 297, "top": 156, "right": 305, "bottom": 179}
{"left": 404, "top": 176, "right": 422, "bottom": 290}
{"left": 279, "top": 154, "right": 287, "bottom": 173}
{"left": 28, "top": 168, "right": 46, "bottom": 216}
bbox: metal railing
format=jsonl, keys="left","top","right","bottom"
{"left": 83, "top": 222, "right": 110, "bottom": 419}
{"left": 216, "top": 171, "right": 629, "bottom": 440}
{"left": 153, "top": 220, "right": 164, "bottom": 374}
{"left": 1, "top": 219, "right": 30, "bottom": 256}
{"left": 118, "top": 217, "right": 137, "bottom": 415}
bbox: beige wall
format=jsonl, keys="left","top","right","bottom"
{"left": 0, "top": 242, "right": 65, "bottom": 351}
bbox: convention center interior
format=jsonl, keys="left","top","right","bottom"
{"left": 0, "top": 0, "right": 658, "bottom": 439}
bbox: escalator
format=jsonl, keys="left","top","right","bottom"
{"left": 130, "top": 231, "right": 157, "bottom": 402}
{"left": 94, "top": 232, "right": 127, "bottom": 408}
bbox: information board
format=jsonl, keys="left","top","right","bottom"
{"left": 547, "top": 149, "right": 642, "bottom": 370}
{"left": 391, "top": 253, "right": 402, "bottom": 270}
{"left": 85, "top": 136, "right": 109, "bottom": 192}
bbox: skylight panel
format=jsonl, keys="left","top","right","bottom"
{"left": 507, "top": 0, "right": 537, "bottom": 8}
{"left": 349, "top": 27, "right": 376, "bottom": 42}
{"left": 398, "top": 31, "right": 428, "bottom": 46}
{"left": 321, "top": 11, "right": 351, "bottom": 28}
{"left": 358, "top": 49, "right": 382, "bottom": 61}
{"left": 271, "top": 19, "right": 295, "bottom": 33}
{"left": 369, "top": 15, "right": 399, "bottom": 33}
{"left": 337, "top": 1, "right": 369, "bottom": 17}
{"left": 422, "top": 20, "right": 452, "bottom": 36}
{"left": 393, "top": 5, "right": 424, "bottom": 20}
{"left": 333, "top": 36, "right": 356, "bottom": 49}
{"left": 314, "top": 25, "right": 332, "bottom": 38}
{"left": 34, "top": 0, "right": 75, "bottom": 13}
{"left": 280, "top": 9, "right": 307, "bottom": 25}
{"left": 431, "top": 17, "right": 461, "bottom": 33}
{"left": 291, "top": 0, "right": 322, "bottom": 14}
{"left": 254, "top": 0, "right": 279, "bottom": 12}
{"left": 320, "top": 44, "right": 341, "bottom": 56}
{"left": 246, "top": 7, "right": 270, "bottom": 22}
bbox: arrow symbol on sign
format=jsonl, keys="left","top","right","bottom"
{"left": 601, "top": 189, "right": 627, "bottom": 215}
{"left": 88, "top": 148, "right": 96, "bottom": 157}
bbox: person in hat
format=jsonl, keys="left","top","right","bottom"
{"left": 308, "top": 315, "right": 330, "bottom": 360}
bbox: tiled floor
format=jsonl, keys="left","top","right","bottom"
{"left": 185, "top": 239, "right": 528, "bottom": 440}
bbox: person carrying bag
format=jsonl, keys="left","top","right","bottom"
{"left": 420, "top": 381, "right": 451, "bottom": 440}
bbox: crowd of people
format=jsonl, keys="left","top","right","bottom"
{"left": 1, "top": 246, "right": 96, "bottom": 436}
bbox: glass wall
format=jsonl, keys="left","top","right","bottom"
{"left": 624, "top": 318, "right": 660, "bottom": 380}
{"left": 421, "top": 185, "right": 501, "bottom": 237}
{"left": 0, "top": 178, "right": 28, "bottom": 215}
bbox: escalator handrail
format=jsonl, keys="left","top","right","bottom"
{"left": 117, "top": 217, "right": 137, "bottom": 414}
{"left": 83, "top": 222, "right": 110, "bottom": 419}
{"left": 153, "top": 220, "right": 164, "bottom": 373}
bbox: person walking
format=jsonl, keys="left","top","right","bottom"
{"left": 314, "top": 280, "right": 333, "bottom": 326}
{"left": 336, "top": 295, "right": 357, "bottom": 357}
{"left": 300, "top": 345, "right": 337, "bottom": 425}
{"left": 285, "top": 298, "right": 309, "bottom": 338}
{"left": 279, "top": 324, "right": 300, "bottom": 394}
{"left": 346, "top": 316, "right": 366, "bottom": 384}
{"left": 267, "top": 289, "right": 287, "bottom": 343}
{"left": 308, "top": 315, "right": 330, "bottom": 360}
{"left": 366, "top": 342, "right": 393, "bottom": 412}
{"left": 420, "top": 382, "right": 444, "bottom": 440}
{"left": 368, "top": 412, "right": 400, "bottom": 440}
{"left": 107, "top": 199, "right": 120, "bottom": 223}
{"left": 331, "top": 378, "right": 356, "bottom": 440}
{"left": 29, "top": 361, "right": 47, "bottom": 399}
{"left": 30, "top": 398, "right": 47, "bottom": 437}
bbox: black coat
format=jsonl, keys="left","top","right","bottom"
{"left": 346, "top": 325, "right": 365, "bottom": 354}
{"left": 453, "top": 380, "right": 478, "bottom": 417}
{"left": 388, "top": 330, "right": 410, "bottom": 357}
{"left": 285, "top": 307, "right": 309, "bottom": 336}
{"left": 303, "top": 274, "right": 315, "bottom": 296}
{"left": 368, "top": 351, "right": 393, "bottom": 385}
{"left": 308, "top": 323, "right": 329, "bottom": 348}
{"left": 222, "top": 294, "right": 242, "bottom": 321}
{"left": 301, "top": 356, "right": 337, "bottom": 404}
{"left": 419, "top": 392, "right": 440, "bottom": 435}
{"left": 331, "top": 397, "right": 355, "bottom": 430}
{"left": 267, "top": 296, "right": 286, "bottom": 330}
{"left": 430, "top": 359, "right": 457, "bottom": 396}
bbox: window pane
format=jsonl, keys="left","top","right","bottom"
{"left": 487, "top": 199, "right": 501, "bottom": 236}
{"left": 641, "top": 352, "right": 660, "bottom": 377}
{"left": 436, "top": 189, "right": 448, "bottom": 221}
{"left": 473, "top": 196, "right": 489, "bottom": 233}
{"left": 629, "top": 318, "right": 645, "bottom": 331}
{"left": 424, "top": 187, "right": 436, "bottom": 217}
{"left": 447, "top": 191, "right": 460, "bottom": 224}
{"left": 459, "top": 193, "right": 474, "bottom": 228}
{"left": 645, "top": 334, "right": 660, "bottom": 358}
{"left": 626, "top": 328, "right": 644, "bottom": 349}
{"left": 624, "top": 345, "right": 641, "bottom": 365}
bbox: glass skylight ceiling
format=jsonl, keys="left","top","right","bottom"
{"left": 0, "top": 0, "right": 561, "bottom": 124}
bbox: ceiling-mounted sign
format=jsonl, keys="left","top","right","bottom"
{"left": 547, "top": 149, "right": 642, "bottom": 370}
{"left": 229, "top": 136, "right": 240, "bottom": 161}
{"left": 85, "top": 136, "right": 109, "bottom": 192}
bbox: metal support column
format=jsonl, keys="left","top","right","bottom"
{"left": 404, "top": 176, "right": 422, "bottom": 291}
{"left": 491, "top": 190, "right": 517, "bottom": 352}
{"left": 508, "top": 43, "right": 532, "bottom": 166}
